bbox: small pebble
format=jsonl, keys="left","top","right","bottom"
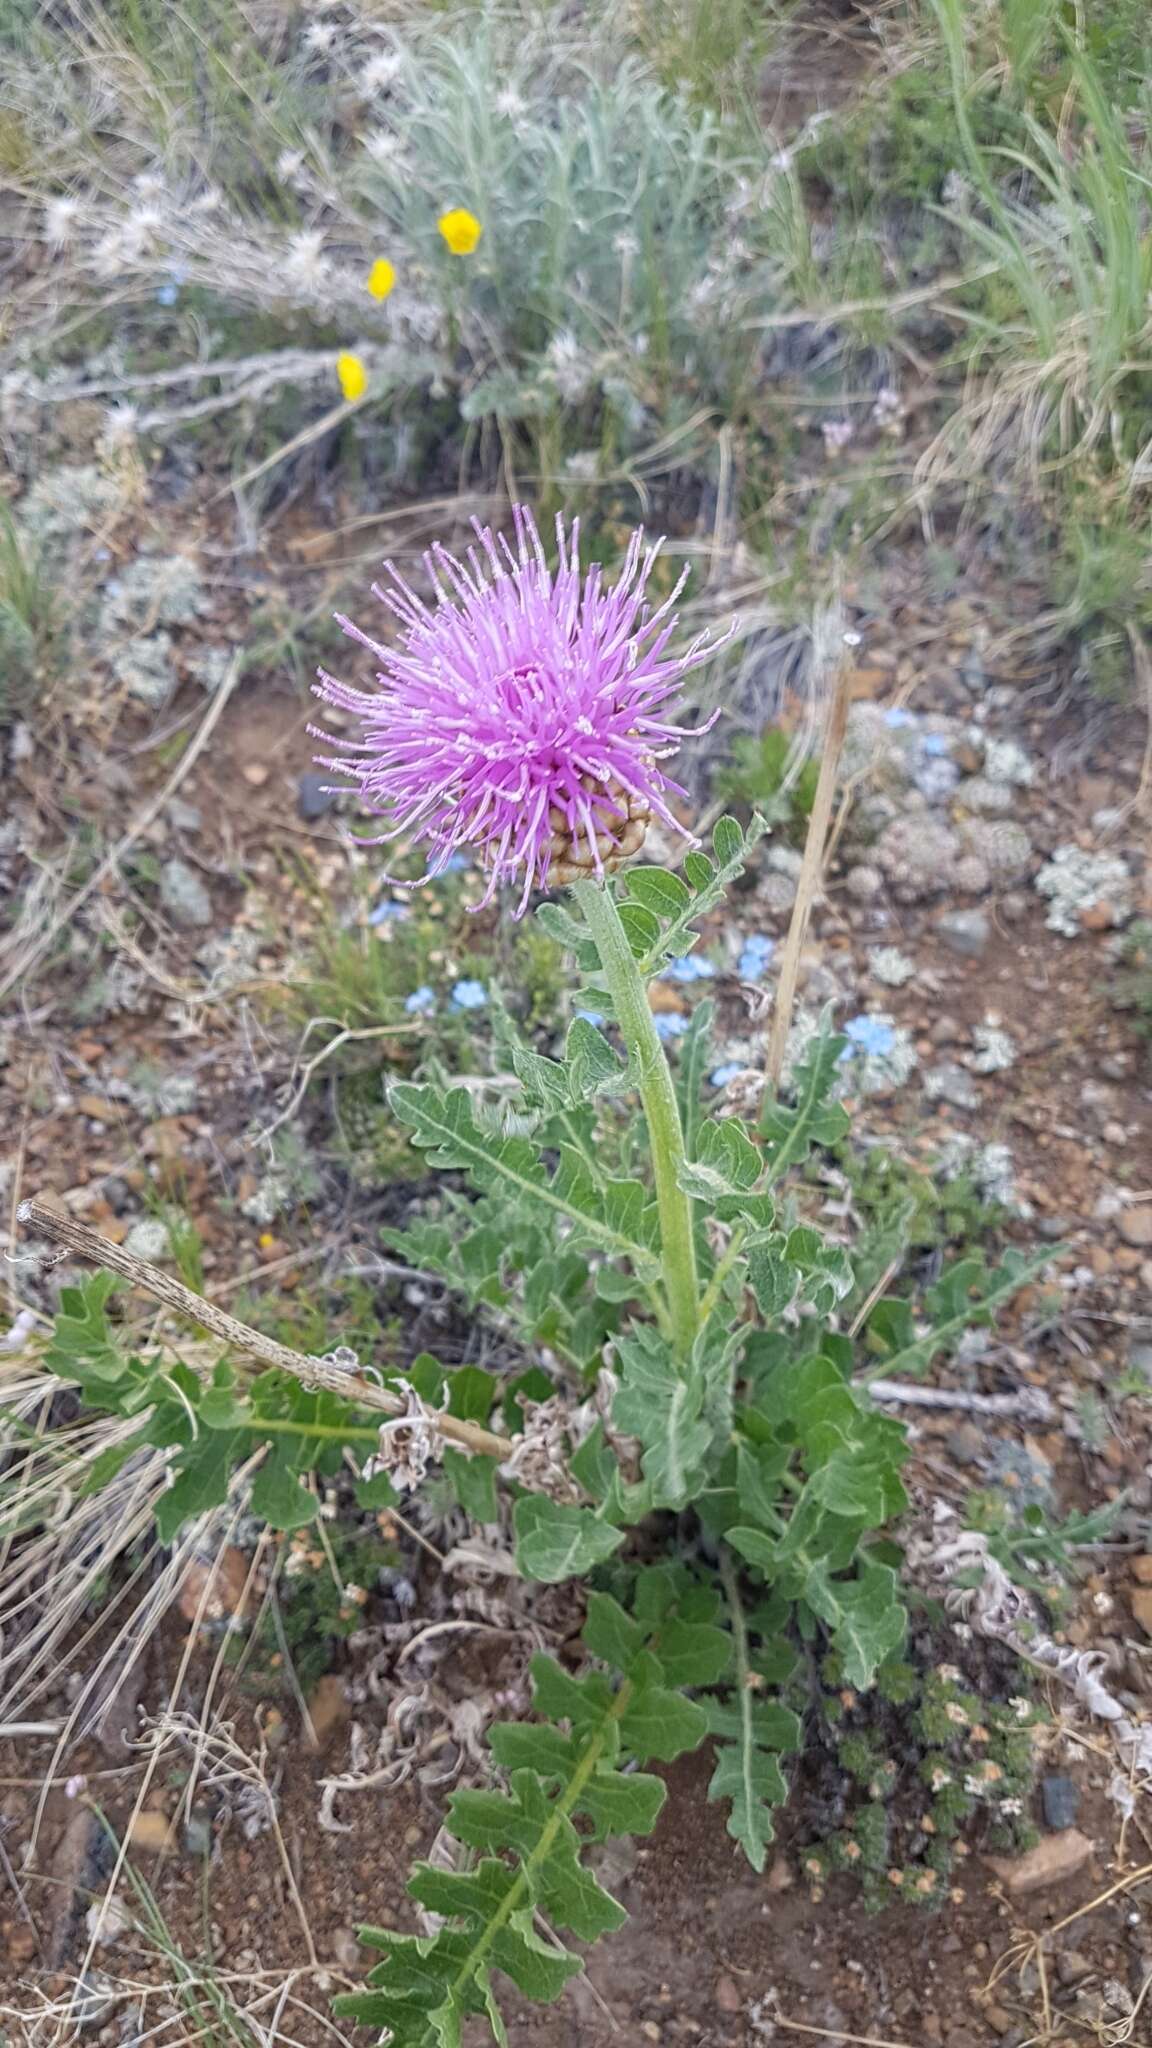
{"left": 1117, "top": 1208, "right": 1152, "bottom": 1250}
{"left": 947, "top": 1422, "right": 985, "bottom": 1467}
{"left": 297, "top": 771, "right": 336, "bottom": 821}
{"left": 1040, "top": 1775, "right": 1080, "bottom": 1832}
{"left": 936, "top": 909, "right": 991, "bottom": 959}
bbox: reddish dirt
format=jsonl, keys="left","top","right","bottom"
{"left": 3, "top": 1721, "right": 1148, "bottom": 2048}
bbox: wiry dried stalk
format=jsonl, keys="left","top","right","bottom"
{"left": 15, "top": 1197, "right": 514, "bottom": 1461}
{"left": 765, "top": 618, "right": 854, "bottom": 1088}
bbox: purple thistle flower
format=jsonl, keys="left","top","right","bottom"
{"left": 310, "top": 506, "right": 727, "bottom": 915}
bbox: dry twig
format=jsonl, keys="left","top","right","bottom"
{"left": 766, "top": 619, "right": 853, "bottom": 1088}
{"left": 15, "top": 1197, "right": 514, "bottom": 1461}
{"left": 0, "top": 655, "right": 243, "bottom": 1003}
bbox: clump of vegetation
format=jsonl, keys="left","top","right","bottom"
{"left": 714, "top": 725, "right": 819, "bottom": 839}
{"left": 799, "top": 1656, "right": 1043, "bottom": 1912}
{"left": 1114, "top": 919, "right": 1152, "bottom": 1042}
{"left": 0, "top": 501, "right": 66, "bottom": 712}
{"left": 231, "top": 1520, "right": 400, "bottom": 1694}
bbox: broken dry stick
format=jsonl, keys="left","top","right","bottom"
{"left": 16, "top": 1197, "right": 514, "bottom": 1460}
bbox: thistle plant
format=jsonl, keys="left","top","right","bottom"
{"left": 19, "top": 509, "right": 1046, "bottom": 2046}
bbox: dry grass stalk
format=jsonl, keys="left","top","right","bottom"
{"left": 15, "top": 1197, "right": 514, "bottom": 1461}
{"left": 765, "top": 618, "right": 854, "bottom": 1088}
{"left": 0, "top": 654, "right": 243, "bottom": 1005}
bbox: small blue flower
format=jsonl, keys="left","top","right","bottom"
{"left": 884, "top": 707, "right": 915, "bottom": 729}
{"left": 737, "top": 932, "right": 775, "bottom": 980}
{"left": 451, "top": 978, "right": 488, "bottom": 1011}
{"left": 653, "top": 1013, "right": 689, "bottom": 1041}
{"left": 368, "top": 899, "right": 409, "bottom": 926}
{"left": 574, "top": 1009, "right": 605, "bottom": 1028}
{"left": 839, "top": 1014, "right": 897, "bottom": 1061}
{"left": 404, "top": 985, "right": 436, "bottom": 1016}
{"left": 155, "top": 280, "right": 180, "bottom": 307}
{"left": 921, "top": 732, "right": 951, "bottom": 758}
{"left": 664, "top": 954, "right": 716, "bottom": 984}
{"left": 709, "top": 1061, "right": 744, "bottom": 1088}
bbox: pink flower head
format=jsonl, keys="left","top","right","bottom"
{"left": 311, "top": 506, "right": 725, "bottom": 914}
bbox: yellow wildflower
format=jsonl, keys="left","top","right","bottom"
{"left": 337, "top": 351, "right": 368, "bottom": 402}
{"left": 438, "top": 207, "right": 482, "bottom": 255}
{"left": 367, "top": 257, "right": 396, "bottom": 301}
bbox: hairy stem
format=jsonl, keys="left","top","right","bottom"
{"left": 574, "top": 883, "right": 700, "bottom": 1360}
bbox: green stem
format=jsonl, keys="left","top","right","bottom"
{"left": 574, "top": 881, "right": 700, "bottom": 1361}
{"left": 718, "top": 1547, "right": 763, "bottom": 1828}
{"left": 697, "top": 1226, "right": 747, "bottom": 1332}
{"left": 250, "top": 1417, "right": 381, "bottom": 1446}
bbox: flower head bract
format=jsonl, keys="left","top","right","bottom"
{"left": 311, "top": 506, "right": 726, "bottom": 913}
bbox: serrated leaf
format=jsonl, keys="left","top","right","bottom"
{"left": 443, "top": 1448, "right": 499, "bottom": 1522}
{"left": 249, "top": 1441, "right": 316, "bottom": 1530}
{"left": 512, "top": 1042, "right": 571, "bottom": 1113}
{"left": 577, "top": 1768, "right": 666, "bottom": 1838}
{"left": 866, "top": 1248, "right": 1049, "bottom": 1385}
{"left": 390, "top": 1081, "right": 660, "bottom": 1278}
{"left": 583, "top": 1592, "right": 645, "bottom": 1674}
{"left": 760, "top": 1021, "right": 850, "bottom": 1183}
{"left": 634, "top": 814, "right": 769, "bottom": 979}
{"left": 675, "top": 998, "right": 713, "bottom": 1161}
{"left": 528, "top": 1653, "right": 614, "bottom": 1734}
{"left": 534, "top": 901, "right": 588, "bottom": 948}
{"left": 617, "top": 1683, "right": 708, "bottom": 1762}
{"left": 805, "top": 1560, "right": 907, "bottom": 1690}
{"left": 408, "top": 1858, "right": 514, "bottom": 1922}
{"left": 488, "top": 1721, "right": 577, "bottom": 1778}
{"left": 154, "top": 1431, "right": 242, "bottom": 1543}
{"left": 491, "top": 1915, "right": 585, "bottom": 1999}
{"left": 612, "top": 1325, "right": 711, "bottom": 1509}
{"left": 806, "top": 1453, "right": 907, "bottom": 1525}
{"left": 726, "top": 1524, "right": 779, "bottom": 1572}
{"left": 707, "top": 1734, "right": 789, "bottom": 1871}
{"left": 513, "top": 1496, "right": 623, "bottom": 1582}
{"left": 736, "top": 1441, "right": 790, "bottom": 1528}
{"left": 338, "top": 1598, "right": 710, "bottom": 2045}
{"left": 746, "top": 1240, "right": 801, "bottom": 1318}
{"left": 45, "top": 1271, "right": 126, "bottom": 1385}
{"left": 565, "top": 1015, "right": 625, "bottom": 1100}
{"left": 656, "top": 1619, "right": 732, "bottom": 1687}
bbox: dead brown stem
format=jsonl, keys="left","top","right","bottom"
{"left": 15, "top": 1197, "right": 514, "bottom": 1461}
{"left": 765, "top": 629, "right": 853, "bottom": 1089}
